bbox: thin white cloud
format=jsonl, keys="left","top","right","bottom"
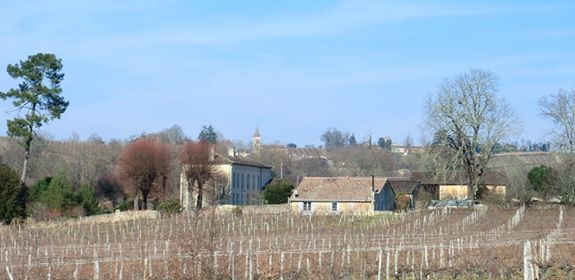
{"left": 63, "top": 1, "right": 484, "bottom": 48}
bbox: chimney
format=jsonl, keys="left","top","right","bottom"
{"left": 227, "top": 147, "right": 236, "bottom": 157}
{"left": 371, "top": 175, "right": 375, "bottom": 193}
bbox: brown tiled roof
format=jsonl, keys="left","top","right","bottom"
{"left": 411, "top": 171, "right": 507, "bottom": 186}
{"left": 214, "top": 153, "right": 272, "bottom": 169}
{"left": 386, "top": 178, "right": 420, "bottom": 194}
{"left": 291, "top": 177, "right": 386, "bottom": 202}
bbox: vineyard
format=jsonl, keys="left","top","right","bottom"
{"left": 1, "top": 206, "right": 574, "bottom": 279}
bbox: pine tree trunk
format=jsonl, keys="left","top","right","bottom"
{"left": 20, "top": 148, "right": 30, "bottom": 187}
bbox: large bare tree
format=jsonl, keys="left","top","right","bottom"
{"left": 539, "top": 89, "right": 575, "bottom": 204}
{"left": 424, "top": 69, "right": 520, "bottom": 200}
{"left": 181, "top": 141, "right": 216, "bottom": 210}
{"left": 539, "top": 88, "right": 575, "bottom": 152}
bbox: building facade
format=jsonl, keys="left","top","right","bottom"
{"left": 289, "top": 177, "right": 385, "bottom": 215}
{"left": 411, "top": 171, "right": 507, "bottom": 200}
{"left": 180, "top": 149, "right": 272, "bottom": 210}
{"left": 375, "top": 179, "right": 421, "bottom": 211}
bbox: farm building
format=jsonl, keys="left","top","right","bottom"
{"left": 290, "top": 177, "right": 384, "bottom": 215}
{"left": 289, "top": 177, "right": 420, "bottom": 215}
{"left": 375, "top": 178, "right": 421, "bottom": 211}
{"left": 180, "top": 148, "right": 272, "bottom": 210}
{"left": 411, "top": 171, "right": 507, "bottom": 200}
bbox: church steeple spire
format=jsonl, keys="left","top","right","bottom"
{"left": 252, "top": 128, "right": 262, "bottom": 154}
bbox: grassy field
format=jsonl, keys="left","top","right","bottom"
{"left": 1, "top": 205, "right": 574, "bottom": 279}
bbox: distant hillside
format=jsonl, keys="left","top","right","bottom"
{"left": 491, "top": 152, "right": 561, "bottom": 170}
{"left": 0, "top": 136, "right": 122, "bottom": 187}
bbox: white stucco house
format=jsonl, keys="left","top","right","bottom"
{"left": 180, "top": 148, "right": 273, "bottom": 209}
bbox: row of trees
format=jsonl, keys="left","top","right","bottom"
{"left": 3, "top": 53, "right": 575, "bottom": 222}
{"left": 320, "top": 128, "right": 402, "bottom": 150}
{"left": 0, "top": 164, "right": 101, "bottom": 224}
{"left": 0, "top": 53, "right": 229, "bottom": 222}
{"left": 116, "top": 138, "right": 217, "bottom": 211}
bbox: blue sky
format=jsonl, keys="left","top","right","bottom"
{"left": 1, "top": 1, "right": 574, "bottom": 146}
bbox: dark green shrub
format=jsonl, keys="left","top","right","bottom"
{"left": 40, "top": 173, "right": 75, "bottom": 210}
{"left": 263, "top": 180, "right": 294, "bottom": 204}
{"left": 115, "top": 199, "right": 133, "bottom": 212}
{"left": 29, "top": 174, "right": 101, "bottom": 217}
{"left": 29, "top": 177, "right": 51, "bottom": 202}
{"left": 74, "top": 184, "right": 101, "bottom": 216}
{"left": 157, "top": 199, "right": 182, "bottom": 214}
{"left": 527, "top": 165, "right": 557, "bottom": 197}
{"left": 0, "top": 164, "right": 26, "bottom": 224}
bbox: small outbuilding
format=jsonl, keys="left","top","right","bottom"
{"left": 289, "top": 177, "right": 386, "bottom": 215}
{"left": 411, "top": 171, "right": 507, "bottom": 200}
{"left": 289, "top": 176, "right": 421, "bottom": 215}
{"left": 375, "top": 178, "right": 421, "bottom": 211}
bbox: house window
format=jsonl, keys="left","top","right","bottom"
{"left": 252, "top": 175, "right": 256, "bottom": 188}
{"left": 331, "top": 202, "right": 338, "bottom": 212}
{"left": 241, "top": 174, "right": 244, "bottom": 190}
{"left": 247, "top": 174, "right": 250, "bottom": 189}
{"left": 303, "top": 202, "right": 312, "bottom": 211}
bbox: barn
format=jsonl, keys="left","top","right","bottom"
{"left": 411, "top": 171, "right": 507, "bottom": 200}
{"left": 375, "top": 178, "right": 421, "bottom": 211}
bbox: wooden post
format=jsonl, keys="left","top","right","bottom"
{"left": 524, "top": 240, "right": 534, "bottom": 280}
{"left": 377, "top": 249, "right": 383, "bottom": 280}
{"left": 424, "top": 245, "right": 429, "bottom": 269}
{"left": 25, "top": 253, "right": 31, "bottom": 280}
{"left": 230, "top": 252, "right": 235, "bottom": 280}
{"left": 143, "top": 258, "right": 149, "bottom": 280}
{"left": 119, "top": 260, "right": 124, "bottom": 280}
{"left": 394, "top": 249, "right": 399, "bottom": 277}
{"left": 73, "top": 261, "right": 79, "bottom": 280}
{"left": 280, "top": 252, "right": 285, "bottom": 280}
{"left": 213, "top": 251, "right": 218, "bottom": 280}
{"left": 248, "top": 252, "right": 254, "bottom": 280}
{"left": 94, "top": 249, "right": 100, "bottom": 280}
{"left": 386, "top": 250, "right": 390, "bottom": 280}
{"left": 318, "top": 251, "right": 322, "bottom": 273}
{"left": 5, "top": 266, "right": 14, "bottom": 280}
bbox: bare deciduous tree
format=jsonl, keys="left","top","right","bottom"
{"left": 539, "top": 88, "right": 575, "bottom": 152}
{"left": 424, "top": 69, "right": 520, "bottom": 200}
{"left": 181, "top": 141, "right": 216, "bottom": 210}
{"left": 555, "top": 154, "right": 575, "bottom": 205}
{"left": 320, "top": 128, "right": 350, "bottom": 149}
{"left": 156, "top": 142, "right": 172, "bottom": 195}
{"left": 205, "top": 172, "right": 229, "bottom": 206}
{"left": 115, "top": 139, "right": 171, "bottom": 209}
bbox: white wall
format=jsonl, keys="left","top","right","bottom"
{"left": 230, "top": 164, "right": 272, "bottom": 205}
{"left": 181, "top": 163, "right": 272, "bottom": 209}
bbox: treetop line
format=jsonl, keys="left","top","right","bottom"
{"left": 1, "top": 54, "right": 575, "bottom": 223}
